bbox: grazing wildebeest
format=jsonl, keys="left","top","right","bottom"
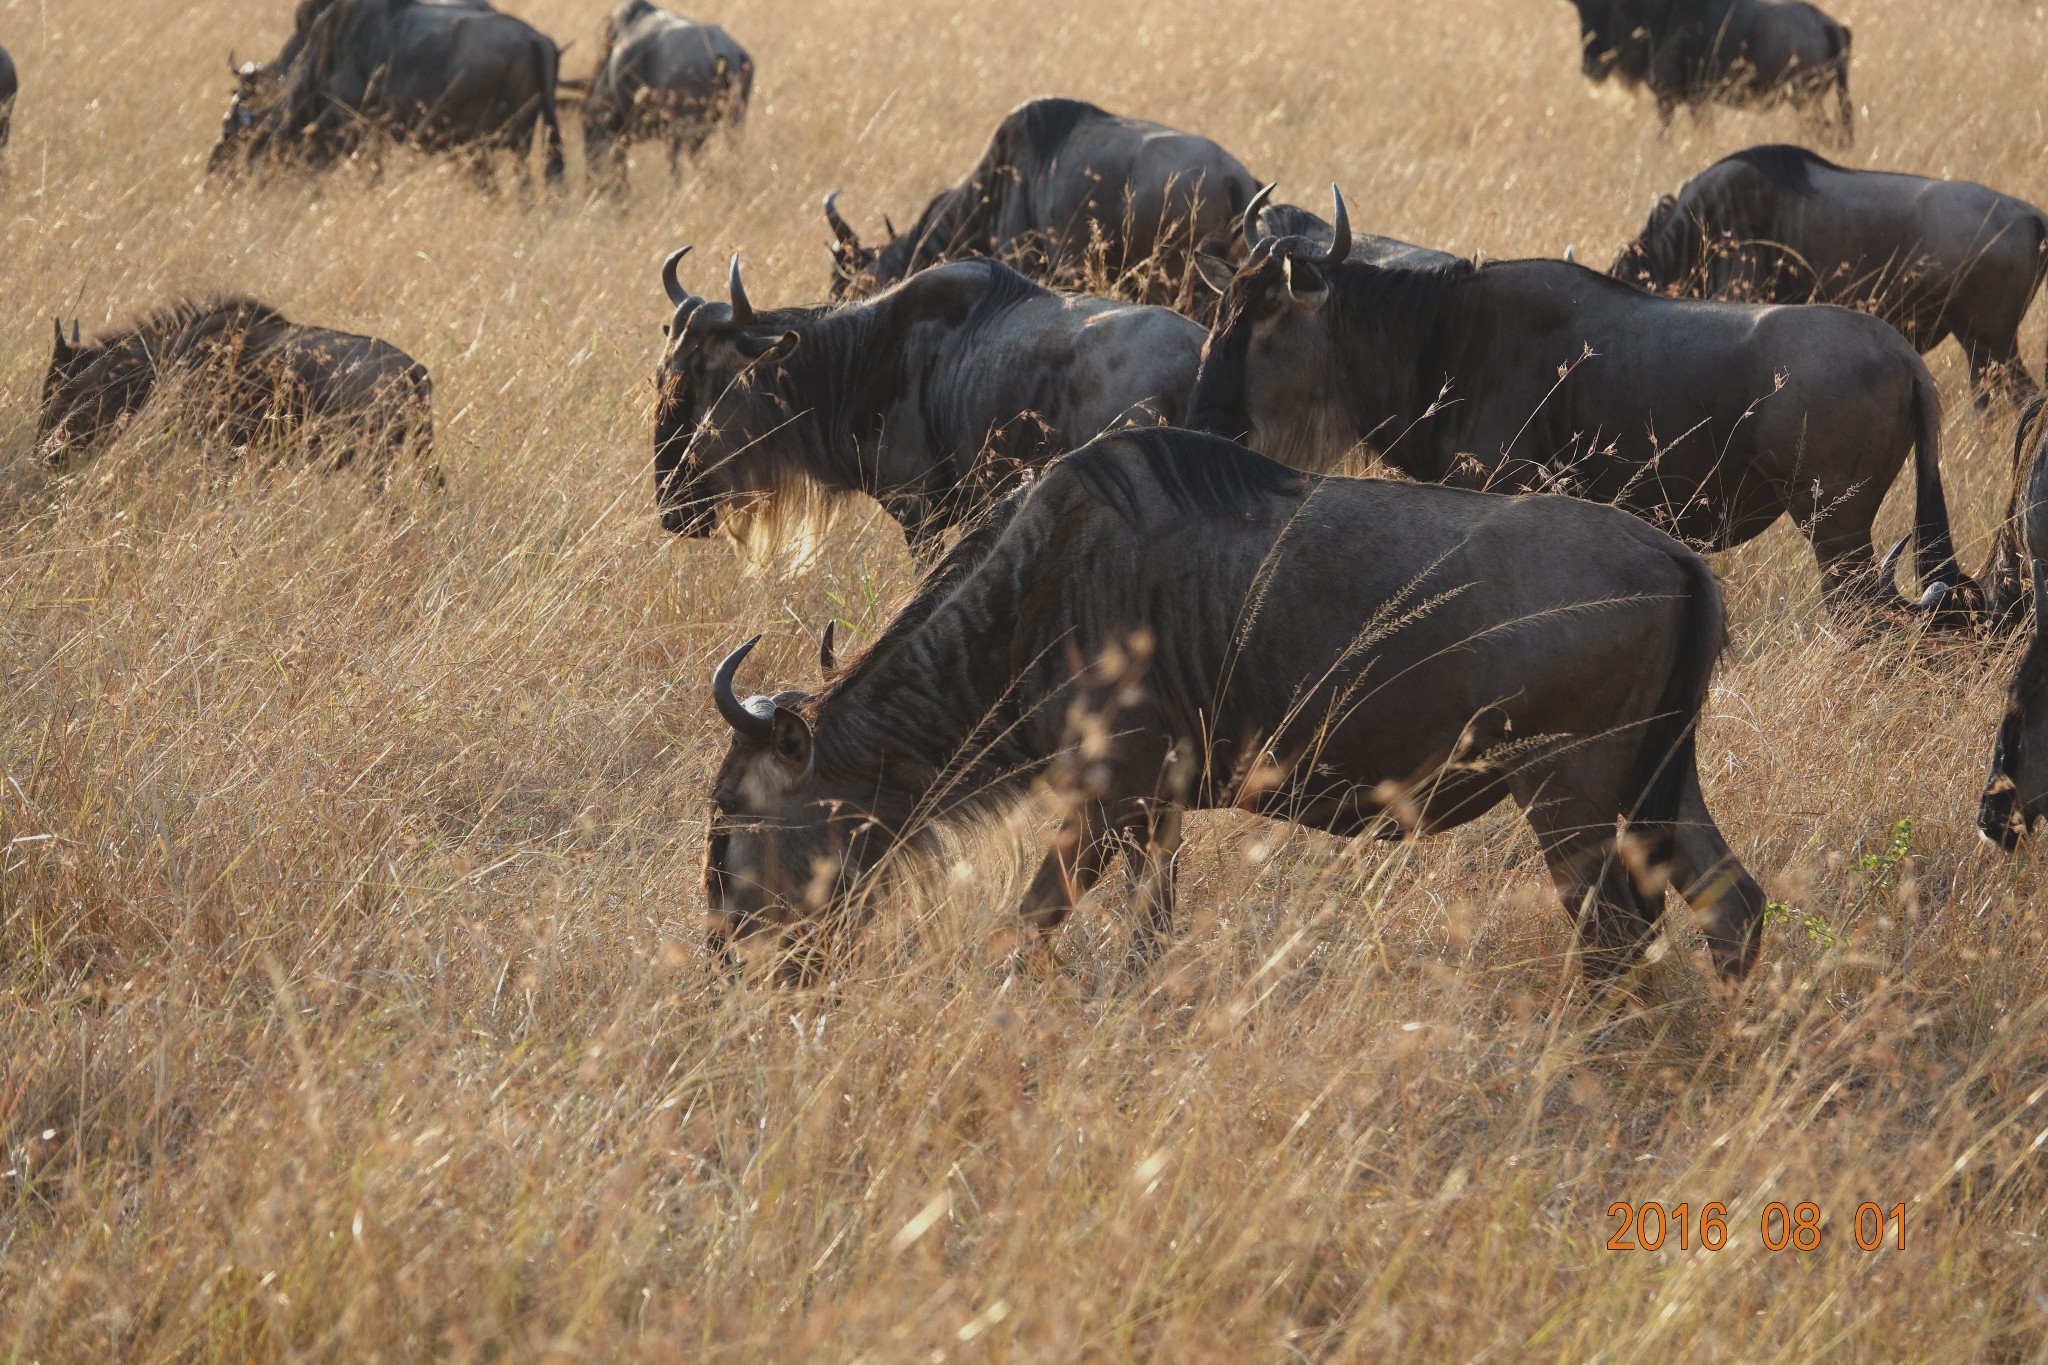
{"left": 822, "top": 96, "right": 1260, "bottom": 303}
{"left": 209, "top": 0, "right": 565, "bottom": 187}
{"left": 1191, "top": 187, "right": 1978, "bottom": 617}
{"left": 1569, "top": 0, "right": 1853, "bottom": 143}
{"left": 0, "top": 42, "right": 17, "bottom": 150}
{"left": 581, "top": 0, "right": 751, "bottom": 188}
{"left": 38, "top": 298, "right": 433, "bottom": 470}
{"left": 654, "top": 248, "right": 1204, "bottom": 553}
{"left": 702, "top": 426, "right": 1768, "bottom": 985}
{"left": 1612, "top": 145, "right": 2048, "bottom": 404}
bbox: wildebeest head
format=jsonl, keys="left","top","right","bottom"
{"left": 37, "top": 316, "right": 157, "bottom": 459}
{"left": 1188, "top": 184, "right": 1360, "bottom": 461}
{"left": 1610, "top": 193, "right": 1691, "bottom": 289}
{"left": 821, "top": 189, "right": 922, "bottom": 298}
{"left": 703, "top": 632, "right": 876, "bottom": 979}
{"left": 652, "top": 247, "right": 810, "bottom": 537}
{"left": 208, "top": 55, "right": 273, "bottom": 175}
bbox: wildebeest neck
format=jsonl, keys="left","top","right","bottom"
{"left": 1322, "top": 259, "right": 1477, "bottom": 475}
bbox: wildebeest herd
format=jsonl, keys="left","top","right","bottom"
{"left": 13, "top": 0, "right": 2048, "bottom": 992}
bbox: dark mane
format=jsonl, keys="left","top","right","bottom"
{"left": 1325, "top": 257, "right": 1477, "bottom": 355}
{"left": 956, "top": 258, "right": 1047, "bottom": 330}
{"left": 89, "top": 296, "right": 288, "bottom": 350}
{"left": 1061, "top": 426, "right": 1306, "bottom": 525}
{"left": 1722, "top": 144, "right": 1835, "bottom": 196}
{"left": 1011, "top": 96, "right": 1106, "bottom": 157}
{"left": 813, "top": 486, "right": 1030, "bottom": 716}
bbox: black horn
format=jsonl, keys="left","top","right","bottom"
{"left": 70, "top": 320, "right": 80, "bottom": 347}
{"left": 1241, "top": 182, "right": 1276, "bottom": 251}
{"left": 819, "top": 620, "right": 837, "bottom": 673}
{"left": 228, "top": 49, "right": 239, "bottom": 76}
{"left": 1322, "top": 184, "right": 1351, "bottom": 266}
{"left": 1879, "top": 532, "right": 1910, "bottom": 586}
{"left": 823, "top": 190, "right": 862, "bottom": 250}
{"left": 661, "top": 245, "right": 693, "bottom": 305}
{"left": 713, "top": 635, "right": 774, "bottom": 741}
{"left": 728, "top": 253, "right": 756, "bottom": 326}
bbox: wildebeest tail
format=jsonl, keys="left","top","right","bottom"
{"left": 534, "top": 39, "right": 566, "bottom": 185}
{"left": 1907, "top": 359, "right": 1970, "bottom": 597}
{"left": 1626, "top": 545, "right": 1724, "bottom": 864}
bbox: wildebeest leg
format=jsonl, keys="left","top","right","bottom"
{"left": 1017, "top": 799, "right": 1121, "bottom": 941}
{"left": 1122, "top": 801, "right": 1185, "bottom": 966}
{"left": 1513, "top": 761, "right": 1663, "bottom": 979}
{"left": 1662, "top": 766, "right": 1767, "bottom": 978}
{"left": 1962, "top": 330, "right": 2037, "bottom": 410}
{"left": 1790, "top": 474, "right": 1892, "bottom": 614}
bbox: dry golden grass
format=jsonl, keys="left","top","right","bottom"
{"left": 5, "top": 0, "right": 2048, "bottom": 1357}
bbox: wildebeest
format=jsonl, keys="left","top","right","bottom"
{"left": 581, "top": 0, "right": 751, "bottom": 188}
{"left": 1613, "top": 145, "right": 2048, "bottom": 403}
{"left": 209, "top": 0, "right": 565, "bottom": 187}
{"left": 654, "top": 249, "right": 1204, "bottom": 553}
{"left": 38, "top": 298, "right": 433, "bottom": 470}
{"left": 1569, "top": 0, "right": 1853, "bottom": 142}
{"left": 0, "top": 42, "right": 17, "bottom": 149}
{"left": 822, "top": 96, "right": 1260, "bottom": 304}
{"left": 1247, "top": 189, "right": 1459, "bottom": 272}
{"left": 703, "top": 426, "right": 1767, "bottom": 984}
{"left": 1191, "top": 187, "right": 1978, "bottom": 617}
{"left": 1979, "top": 400, "right": 2048, "bottom": 846}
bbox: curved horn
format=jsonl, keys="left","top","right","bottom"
{"left": 1564, "top": 244, "right": 1577, "bottom": 263}
{"left": 52, "top": 317, "right": 67, "bottom": 353}
{"left": 883, "top": 214, "right": 899, "bottom": 240}
{"left": 728, "top": 253, "right": 756, "bottom": 326}
{"left": 1241, "top": 182, "right": 1276, "bottom": 251}
{"left": 712, "top": 635, "right": 773, "bottom": 740}
{"left": 229, "top": 50, "right": 240, "bottom": 76}
{"left": 819, "top": 620, "right": 837, "bottom": 673}
{"left": 823, "top": 190, "right": 862, "bottom": 250}
{"left": 1879, "top": 532, "right": 1911, "bottom": 586}
{"left": 661, "top": 246, "right": 692, "bottom": 306}
{"left": 70, "top": 320, "right": 80, "bottom": 347}
{"left": 1322, "top": 184, "right": 1351, "bottom": 266}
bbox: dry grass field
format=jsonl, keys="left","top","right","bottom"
{"left": 5, "top": 0, "right": 2048, "bottom": 1357}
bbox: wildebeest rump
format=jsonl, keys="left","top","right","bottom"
{"left": 703, "top": 427, "right": 1767, "bottom": 983}
{"left": 1190, "top": 187, "right": 1977, "bottom": 616}
{"left": 1569, "top": 0, "right": 1853, "bottom": 141}
{"left": 210, "top": 0, "right": 565, "bottom": 186}
{"left": 582, "top": 0, "right": 751, "bottom": 188}
{"left": 654, "top": 250, "right": 1204, "bottom": 553}
{"left": 38, "top": 298, "right": 433, "bottom": 469}
{"left": 822, "top": 96, "right": 1260, "bottom": 304}
{"left": 1979, "top": 399, "right": 2048, "bottom": 847}
{"left": 0, "top": 42, "right": 17, "bottom": 149}
{"left": 1613, "top": 145, "right": 2048, "bottom": 402}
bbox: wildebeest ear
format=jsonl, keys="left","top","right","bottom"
{"left": 50, "top": 317, "right": 77, "bottom": 365}
{"left": 769, "top": 706, "right": 813, "bottom": 774}
{"left": 739, "top": 329, "right": 801, "bottom": 363}
{"left": 1194, "top": 251, "right": 1237, "bottom": 295}
{"left": 1281, "top": 256, "right": 1329, "bottom": 311}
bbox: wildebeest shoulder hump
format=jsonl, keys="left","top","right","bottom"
{"left": 1723, "top": 144, "right": 1835, "bottom": 196}
{"left": 1060, "top": 426, "right": 1306, "bottom": 526}
{"left": 1012, "top": 97, "right": 1107, "bottom": 157}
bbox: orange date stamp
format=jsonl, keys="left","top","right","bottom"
{"left": 1606, "top": 1201, "right": 1907, "bottom": 1252}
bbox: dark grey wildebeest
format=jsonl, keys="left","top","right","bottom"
{"left": 702, "top": 426, "right": 1768, "bottom": 985}
{"left": 1190, "top": 187, "right": 1979, "bottom": 618}
{"left": 1569, "top": 0, "right": 1852, "bottom": 143}
{"left": 0, "top": 42, "right": 17, "bottom": 149}
{"left": 38, "top": 298, "right": 433, "bottom": 471}
{"left": 822, "top": 96, "right": 1260, "bottom": 305}
{"left": 1979, "top": 399, "right": 2048, "bottom": 846}
{"left": 209, "top": 0, "right": 565, "bottom": 187}
{"left": 582, "top": 0, "right": 751, "bottom": 188}
{"left": 1612, "top": 145, "right": 2048, "bottom": 403}
{"left": 654, "top": 249, "right": 1204, "bottom": 553}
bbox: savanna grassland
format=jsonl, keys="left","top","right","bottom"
{"left": 4, "top": 0, "right": 2048, "bottom": 1357}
